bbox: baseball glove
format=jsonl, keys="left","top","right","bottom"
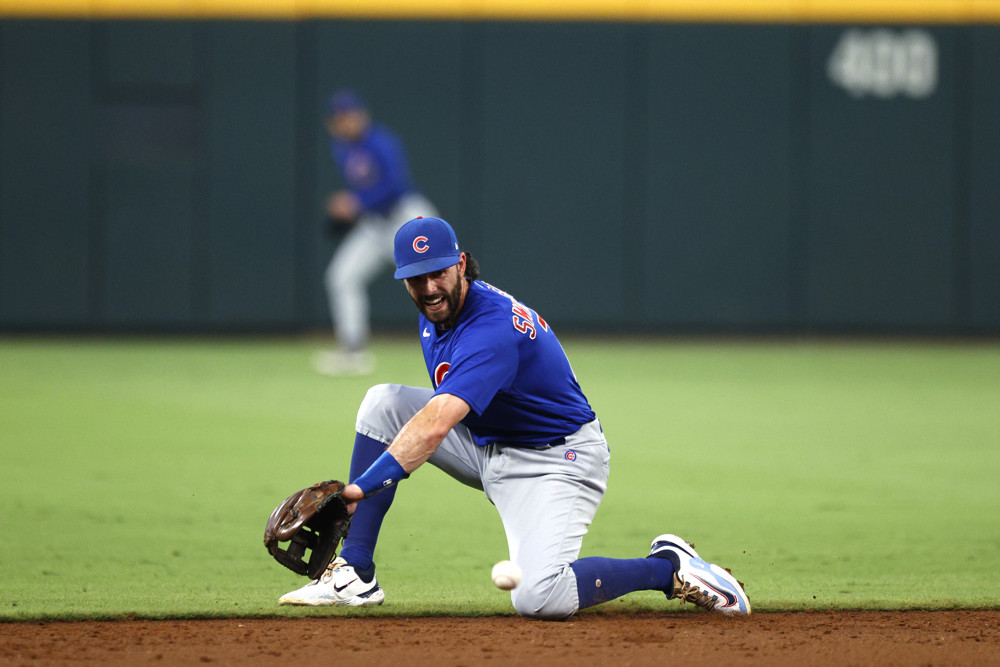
{"left": 325, "top": 215, "right": 356, "bottom": 239}
{"left": 264, "top": 480, "right": 351, "bottom": 579}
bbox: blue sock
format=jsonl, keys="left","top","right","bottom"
{"left": 338, "top": 433, "right": 398, "bottom": 572}
{"left": 571, "top": 557, "right": 675, "bottom": 609}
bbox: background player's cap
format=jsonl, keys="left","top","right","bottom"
{"left": 393, "top": 217, "right": 462, "bottom": 280}
{"left": 327, "top": 89, "right": 366, "bottom": 115}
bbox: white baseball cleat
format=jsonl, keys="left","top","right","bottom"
{"left": 278, "top": 557, "right": 385, "bottom": 606}
{"left": 648, "top": 534, "right": 751, "bottom": 615}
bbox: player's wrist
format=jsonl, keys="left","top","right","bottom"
{"left": 352, "top": 450, "right": 408, "bottom": 498}
{"left": 341, "top": 483, "right": 364, "bottom": 502}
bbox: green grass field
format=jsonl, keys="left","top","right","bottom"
{"left": 1, "top": 335, "right": 998, "bottom": 620}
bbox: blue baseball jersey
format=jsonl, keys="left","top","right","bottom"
{"left": 331, "top": 123, "right": 414, "bottom": 216}
{"left": 419, "top": 280, "right": 596, "bottom": 447}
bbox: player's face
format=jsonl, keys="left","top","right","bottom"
{"left": 403, "top": 256, "right": 468, "bottom": 329}
{"left": 326, "top": 109, "right": 370, "bottom": 142}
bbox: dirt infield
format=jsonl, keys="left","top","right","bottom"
{"left": 2, "top": 611, "right": 999, "bottom": 666}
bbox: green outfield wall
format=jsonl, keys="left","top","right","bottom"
{"left": 1, "top": 15, "right": 999, "bottom": 333}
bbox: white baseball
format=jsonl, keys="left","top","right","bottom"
{"left": 491, "top": 560, "right": 522, "bottom": 590}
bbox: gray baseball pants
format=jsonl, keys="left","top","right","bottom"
{"left": 355, "top": 383, "right": 611, "bottom": 619}
{"left": 324, "top": 193, "right": 438, "bottom": 350}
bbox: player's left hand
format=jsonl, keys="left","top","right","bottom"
{"left": 327, "top": 190, "right": 360, "bottom": 222}
{"left": 264, "top": 480, "right": 353, "bottom": 578}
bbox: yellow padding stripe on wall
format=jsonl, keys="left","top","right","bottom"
{"left": 3, "top": 0, "right": 1000, "bottom": 22}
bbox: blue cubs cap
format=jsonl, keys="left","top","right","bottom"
{"left": 393, "top": 217, "right": 462, "bottom": 279}
{"left": 327, "top": 89, "right": 366, "bottom": 115}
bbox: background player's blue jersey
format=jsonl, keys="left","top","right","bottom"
{"left": 420, "top": 280, "right": 596, "bottom": 447}
{"left": 331, "top": 123, "right": 414, "bottom": 216}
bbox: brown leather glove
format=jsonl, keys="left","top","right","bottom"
{"left": 264, "top": 480, "right": 351, "bottom": 579}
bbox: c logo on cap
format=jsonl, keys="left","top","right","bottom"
{"left": 413, "top": 236, "right": 429, "bottom": 253}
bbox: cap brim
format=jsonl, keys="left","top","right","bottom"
{"left": 394, "top": 255, "right": 461, "bottom": 280}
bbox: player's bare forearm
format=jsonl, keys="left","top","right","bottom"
{"left": 341, "top": 394, "right": 469, "bottom": 506}
{"left": 341, "top": 393, "right": 469, "bottom": 509}
{"left": 387, "top": 393, "right": 470, "bottom": 471}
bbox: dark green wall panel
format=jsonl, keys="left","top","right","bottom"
{"left": 92, "top": 19, "right": 202, "bottom": 326}
{"left": 642, "top": 25, "right": 795, "bottom": 328}
{"left": 968, "top": 27, "right": 1000, "bottom": 330}
{"left": 99, "top": 162, "right": 197, "bottom": 324}
{"left": 98, "top": 21, "right": 197, "bottom": 89}
{"left": 805, "top": 26, "right": 959, "bottom": 330}
{"left": 0, "top": 22, "right": 93, "bottom": 326}
{"left": 476, "top": 23, "right": 629, "bottom": 325}
{"left": 205, "top": 22, "right": 298, "bottom": 325}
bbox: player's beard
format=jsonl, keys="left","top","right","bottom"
{"left": 415, "top": 277, "right": 464, "bottom": 330}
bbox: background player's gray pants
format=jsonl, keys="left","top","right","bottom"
{"left": 356, "top": 384, "right": 611, "bottom": 620}
{"left": 324, "top": 193, "right": 438, "bottom": 350}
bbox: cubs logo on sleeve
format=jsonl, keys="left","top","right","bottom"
{"left": 433, "top": 362, "right": 451, "bottom": 389}
{"left": 344, "top": 150, "right": 379, "bottom": 188}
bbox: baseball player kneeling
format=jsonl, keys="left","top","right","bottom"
{"left": 277, "top": 217, "right": 750, "bottom": 619}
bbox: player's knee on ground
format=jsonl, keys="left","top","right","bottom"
{"left": 511, "top": 567, "right": 578, "bottom": 621}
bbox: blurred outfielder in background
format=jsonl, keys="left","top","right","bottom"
{"left": 316, "top": 90, "right": 439, "bottom": 377}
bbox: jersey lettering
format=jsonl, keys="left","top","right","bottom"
{"left": 482, "top": 282, "right": 512, "bottom": 299}
{"left": 481, "top": 281, "right": 542, "bottom": 340}
{"left": 511, "top": 302, "right": 536, "bottom": 339}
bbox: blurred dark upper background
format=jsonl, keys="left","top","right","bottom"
{"left": 1, "top": 1, "right": 998, "bottom": 336}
